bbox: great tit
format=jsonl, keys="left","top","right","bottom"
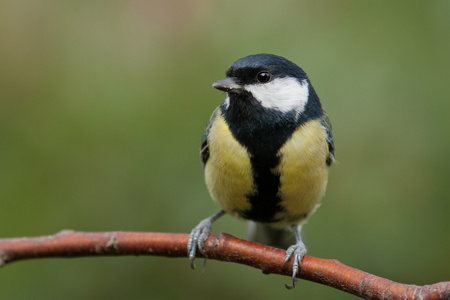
{"left": 187, "top": 54, "right": 334, "bottom": 288}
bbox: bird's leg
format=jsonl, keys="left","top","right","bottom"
{"left": 283, "top": 224, "right": 306, "bottom": 289}
{"left": 187, "top": 209, "right": 225, "bottom": 269}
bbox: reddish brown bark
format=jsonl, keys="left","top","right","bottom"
{"left": 0, "top": 231, "right": 448, "bottom": 299}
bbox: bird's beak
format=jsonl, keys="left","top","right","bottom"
{"left": 212, "top": 77, "right": 243, "bottom": 93}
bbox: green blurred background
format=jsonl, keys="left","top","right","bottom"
{"left": 1, "top": 1, "right": 449, "bottom": 299}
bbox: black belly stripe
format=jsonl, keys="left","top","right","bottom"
{"left": 243, "top": 154, "right": 282, "bottom": 222}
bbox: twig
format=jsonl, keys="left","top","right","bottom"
{"left": 0, "top": 231, "right": 448, "bottom": 299}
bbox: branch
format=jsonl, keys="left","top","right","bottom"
{"left": 0, "top": 231, "right": 448, "bottom": 299}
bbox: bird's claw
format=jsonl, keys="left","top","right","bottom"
{"left": 187, "top": 218, "right": 213, "bottom": 269}
{"left": 283, "top": 240, "right": 307, "bottom": 289}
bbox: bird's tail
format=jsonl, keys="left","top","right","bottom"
{"left": 247, "top": 222, "right": 296, "bottom": 250}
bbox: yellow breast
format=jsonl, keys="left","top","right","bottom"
{"left": 204, "top": 113, "right": 255, "bottom": 217}
{"left": 273, "top": 119, "right": 329, "bottom": 226}
{"left": 204, "top": 114, "right": 329, "bottom": 226}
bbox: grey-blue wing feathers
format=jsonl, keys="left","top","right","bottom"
{"left": 321, "top": 112, "right": 335, "bottom": 166}
{"left": 200, "top": 107, "right": 221, "bottom": 168}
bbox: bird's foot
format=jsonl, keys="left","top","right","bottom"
{"left": 187, "top": 210, "right": 225, "bottom": 270}
{"left": 187, "top": 218, "right": 213, "bottom": 269}
{"left": 283, "top": 239, "right": 307, "bottom": 289}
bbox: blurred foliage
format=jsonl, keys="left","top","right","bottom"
{"left": 1, "top": 1, "right": 449, "bottom": 299}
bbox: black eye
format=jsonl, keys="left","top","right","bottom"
{"left": 257, "top": 71, "right": 271, "bottom": 83}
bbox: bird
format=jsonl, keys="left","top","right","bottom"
{"left": 187, "top": 53, "right": 334, "bottom": 288}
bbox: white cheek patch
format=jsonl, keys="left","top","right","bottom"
{"left": 244, "top": 77, "right": 309, "bottom": 113}
{"left": 223, "top": 96, "right": 230, "bottom": 110}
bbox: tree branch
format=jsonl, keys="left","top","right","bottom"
{"left": 0, "top": 231, "right": 448, "bottom": 299}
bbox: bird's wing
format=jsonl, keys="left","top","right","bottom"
{"left": 200, "top": 107, "right": 221, "bottom": 169}
{"left": 321, "top": 112, "right": 335, "bottom": 166}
